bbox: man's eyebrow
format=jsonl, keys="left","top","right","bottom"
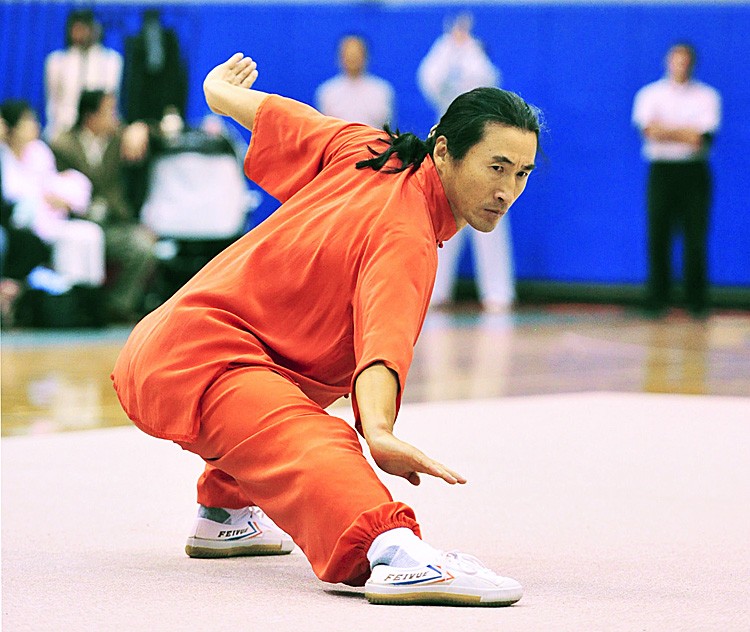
{"left": 492, "top": 155, "right": 536, "bottom": 172}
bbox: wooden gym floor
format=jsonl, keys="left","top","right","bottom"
{"left": 2, "top": 303, "right": 749, "bottom": 437}
{"left": 3, "top": 303, "right": 750, "bottom": 631}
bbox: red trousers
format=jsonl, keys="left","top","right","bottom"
{"left": 177, "top": 366, "right": 420, "bottom": 586}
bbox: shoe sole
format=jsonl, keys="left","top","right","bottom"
{"left": 185, "top": 538, "right": 294, "bottom": 558}
{"left": 365, "top": 587, "right": 521, "bottom": 607}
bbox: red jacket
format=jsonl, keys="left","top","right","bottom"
{"left": 112, "top": 95, "right": 457, "bottom": 442}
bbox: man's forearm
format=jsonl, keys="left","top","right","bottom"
{"left": 644, "top": 124, "right": 703, "bottom": 146}
{"left": 354, "top": 362, "right": 399, "bottom": 444}
{"left": 355, "top": 361, "right": 465, "bottom": 486}
{"left": 202, "top": 54, "right": 267, "bottom": 131}
{"left": 204, "top": 81, "right": 268, "bottom": 131}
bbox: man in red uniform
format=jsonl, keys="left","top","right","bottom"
{"left": 112, "top": 53, "right": 541, "bottom": 606}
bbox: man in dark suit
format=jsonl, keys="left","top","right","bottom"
{"left": 51, "top": 90, "right": 157, "bottom": 321}
{"left": 123, "top": 9, "right": 188, "bottom": 124}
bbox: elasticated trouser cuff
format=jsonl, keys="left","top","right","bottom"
{"left": 178, "top": 366, "right": 422, "bottom": 586}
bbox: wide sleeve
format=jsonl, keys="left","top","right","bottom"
{"left": 349, "top": 225, "right": 436, "bottom": 430}
{"left": 244, "top": 94, "right": 367, "bottom": 203}
{"left": 25, "top": 140, "right": 92, "bottom": 213}
{"left": 50, "top": 169, "right": 92, "bottom": 214}
{"left": 631, "top": 85, "right": 654, "bottom": 130}
{"left": 314, "top": 79, "right": 332, "bottom": 116}
{"left": 44, "top": 52, "right": 63, "bottom": 140}
{"left": 417, "top": 38, "right": 451, "bottom": 110}
{"left": 463, "top": 40, "right": 499, "bottom": 90}
{"left": 697, "top": 87, "right": 721, "bottom": 134}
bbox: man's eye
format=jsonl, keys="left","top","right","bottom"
{"left": 517, "top": 171, "right": 529, "bottom": 179}
{"left": 491, "top": 165, "right": 503, "bottom": 171}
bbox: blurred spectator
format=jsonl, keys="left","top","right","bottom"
{"left": 44, "top": 9, "right": 123, "bottom": 142}
{"left": 632, "top": 42, "right": 721, "bottom": 318}
{"left": 0, "top": 100, "right": 104, "bottom": 290}
{"left": 0, "top": 112, "right": 52, "bottom": 274}
{"left": 0, "top": 113, "right": 7, "bottom": 279}
{"left": 417, "top": 13, "right": 515, "bottom": 312}
{"left": 315, "top": 34, "right": 395, "bottom": 129}
{"left": 51, "top": 90, "right": 158, "bottom": 322}
{"left": 1, "top": 112, "right": 53, "bottom": 327}
{"left": 123, "top": 9, "right": 188, "bottom": 124}
{"left": 418, "top": 13, "right": 500, "bottom": 118}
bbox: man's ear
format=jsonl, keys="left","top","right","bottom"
{"left": 433, "top": 135, "right": 449, "bottom": 166}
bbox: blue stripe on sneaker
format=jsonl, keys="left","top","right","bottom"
{"left": 389, "top": 565, "right": 445, "bottom": 586}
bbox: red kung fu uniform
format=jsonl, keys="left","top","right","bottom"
{"left": 112, "top": 95, "right": 458, "bottom": 585}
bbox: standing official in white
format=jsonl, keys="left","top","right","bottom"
{"left": 632, "top": 42, "right": 721, "bottom": 317}
{"left": 316, "top": 35, "right": 395, "bottom": 130}
{"left": 418, "top": 13, "right": 515, "bottom": 311}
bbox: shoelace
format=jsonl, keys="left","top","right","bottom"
{"left": 248, "top": 506, "right": 271, "bottom": 523}
{"left": 443, "top": 551, "right": 493, "bottom": 576}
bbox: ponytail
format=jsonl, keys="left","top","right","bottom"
{"left": 356, "top": 87, "right": 542, "bottom": 175}
{"left": 356, "top": 125, "right": 436, "bottom": 173}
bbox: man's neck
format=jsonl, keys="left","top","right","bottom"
{"left": 668, "top": 75, "right": 691, "bottom": 86}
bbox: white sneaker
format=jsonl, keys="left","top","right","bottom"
{"left": 365, "top": 551, "right": 523, "bottom": 606}
{"left": 185, "top": 506, "right": 295, "bottom": 558}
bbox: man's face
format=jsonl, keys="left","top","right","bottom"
{"left": 450, "top": 13, "right": 473, "bottom": 45}
{"left": 69, "top": 20, "right": 94, "bottom": 48}
{"left": 434, "top": 123, "right": 537, "bottom": 232}
{"left": 12, "top": 111, "right": 40, "bottom": 147}
{"left": 339, "top": 37, "right": 367, "bottom": 77}
{"left": 667, "top": 46, "right": 694, "bottom": 84}
{"left": 87, "top": 95, "right": 120, "bottom": 137}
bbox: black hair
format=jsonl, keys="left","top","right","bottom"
{"left": 75, "top": 90, "right": 107, "bottom": 129}
{"left": 0, "top": 100, "right": 34, "bottom": 131}
{"left": 339, "top": 32, "right": 369, "bottom": 50}
{"left": 356, "top": 87, "right": 543, "bottom": 174}
{"left": 65, "top": 8, "right": 97, "bottom": 48}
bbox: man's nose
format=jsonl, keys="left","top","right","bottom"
{"left": 494, "top": 182, "right": 513, "bottom": 205}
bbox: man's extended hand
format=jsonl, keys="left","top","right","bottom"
{"left": 203, "top": 53, "right": 259, "bottom": 115}
{"left": 367, "top": 430, "right": 467, "bottom": 487}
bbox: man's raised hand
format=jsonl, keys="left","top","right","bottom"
{"left": 204, "top": 53, "right": 259, "bottom": 115}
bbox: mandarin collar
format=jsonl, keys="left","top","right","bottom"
{"left": 415, "top": 155, "right": 458, "bottom": 246}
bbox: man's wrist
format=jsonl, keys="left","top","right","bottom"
{"left": 362, "top": 422, "right": 393, "bottom": 447}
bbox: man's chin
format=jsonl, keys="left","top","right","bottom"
{"left": 470, "top": 216, "right": 503, "bottom": 233}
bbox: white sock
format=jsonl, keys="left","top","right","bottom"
{"left": 199, "top": 506, "right": 248, "bottom": 524}
{"left": 367, "top": 527, "right": 439, "bottom": 569}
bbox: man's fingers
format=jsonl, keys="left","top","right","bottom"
{"left": 226, "top": 52, "right": 244, "bottom": 67}
{"left": 369, "top": 435, "right": 467, "bottom": 487}
{"left": 443, "top": 465, "right": 467, "bottom": 485}
{"left": 240, "top": 70, "right": 259, "bottom": 88}
{"left": 236, "top": 60, "right": 257, "bottom": 83}
{"left": 224, "top": 56, "right": 257, "bottom": 88}
{"left": 414, "top": 453, "right": 466, "bottom": 485}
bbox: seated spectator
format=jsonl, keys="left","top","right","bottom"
{"left": 1, "top": 112, "right": 52, "bottom": 327}
{"left": 51, "top": 90, "right": 157, "bottom": 322}
{"left": 0, "top": 100, "right": 105, "bottom": 292}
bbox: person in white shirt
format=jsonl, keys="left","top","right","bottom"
{"left": 315, "top": 34, "right": 395, "bottom": 129}
{"left": 0, "top": 100, "right": 104, "bottom": 288}
{"left": 632, "top": 42, "right": 721, "bottom": 318}
{"left": 44, "top": 9, "right": 123, "bottom": 142}
{"left": 417, "top": 13, "right": 514, "bottom": 312}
